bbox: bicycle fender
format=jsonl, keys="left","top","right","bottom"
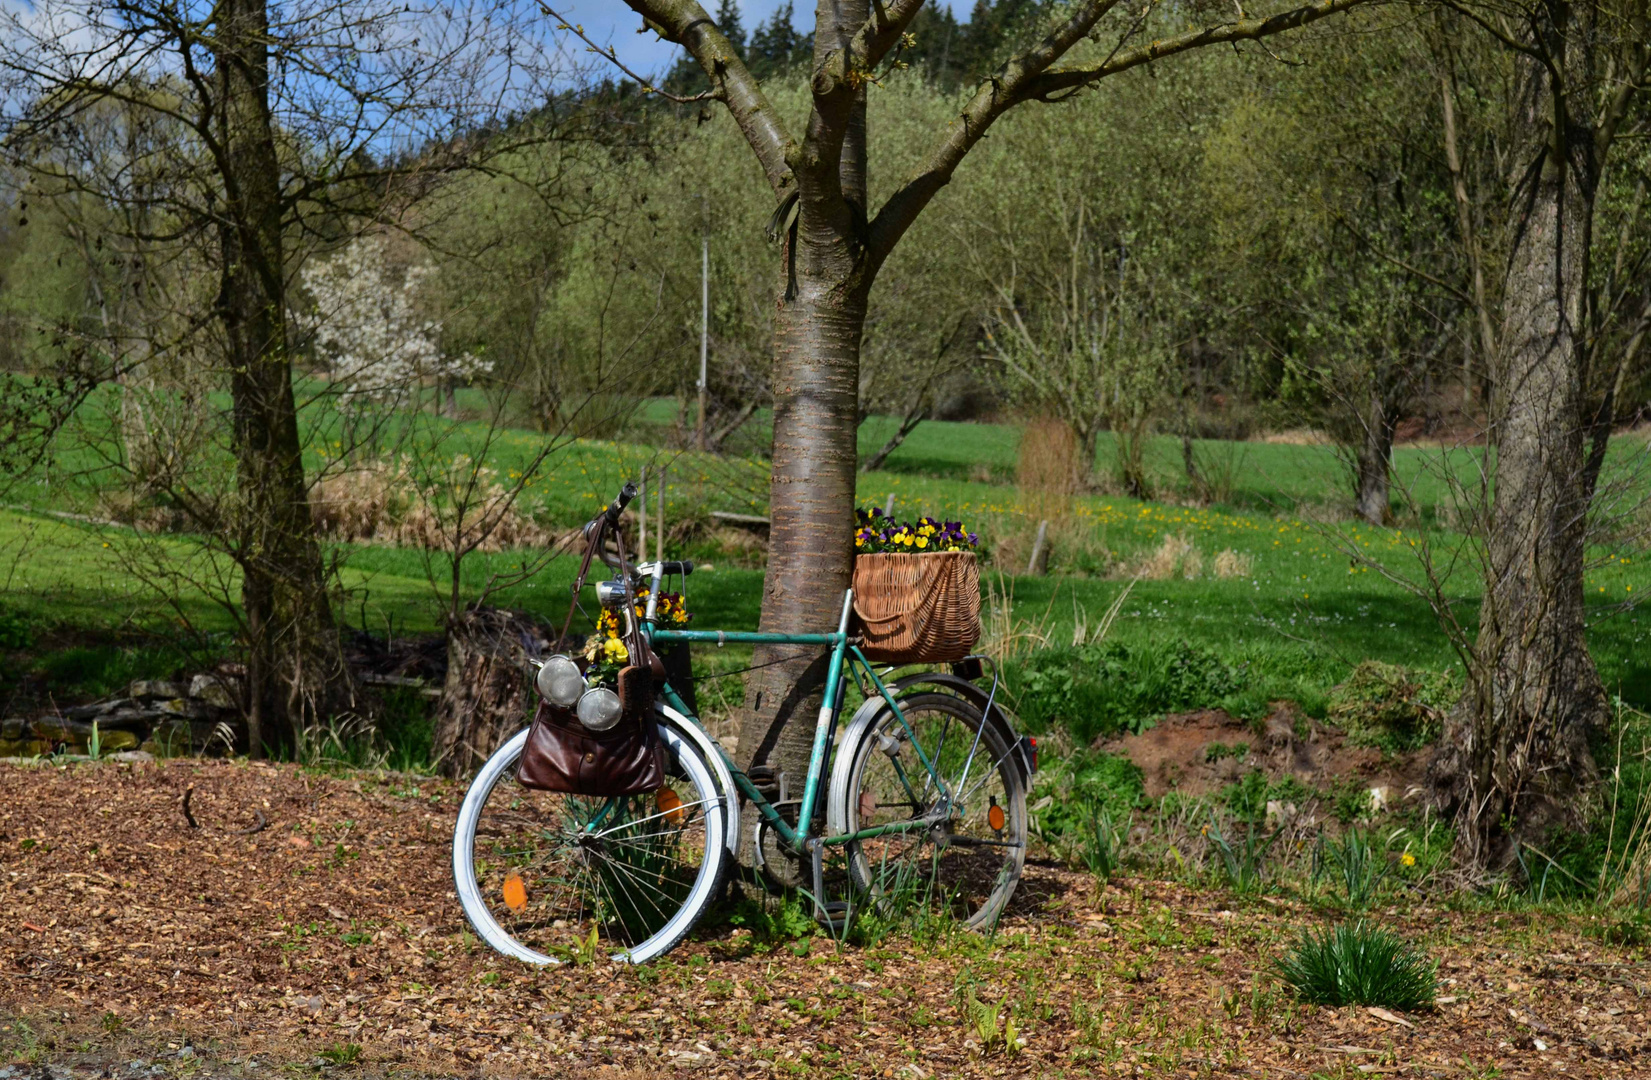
{"left": 880, "top": 671, "right": 1034, "bottom": 782}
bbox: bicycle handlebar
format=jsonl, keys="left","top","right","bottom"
{"left": 605, "top": 482, "right": 638, "bottom": 526}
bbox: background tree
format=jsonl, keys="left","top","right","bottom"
{"left": 1423, "top": 0, "right": 1649, "bottom": 866}
{"left": 605, "top": 0, "right": 1380, "bottom": 876}
{"left": 0, "top": 0, "right": 568, "bottom": 752}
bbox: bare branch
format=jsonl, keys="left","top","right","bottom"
{"left": 618, "top": 0, "right": 798, "bottom": 196}
{"left": 542, "top": 5, "right": 717, "bottom": 104}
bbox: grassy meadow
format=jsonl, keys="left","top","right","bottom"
{"left": 5, "top": 401, "right": 1651, "bottom": 722}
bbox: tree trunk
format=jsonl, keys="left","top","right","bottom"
{"left": 214, "top": 0, "right": 350, "bottom": 756}
{"left": 433, "top": 607, "right": 552, "bottom": 777}
{"left": 1353, "top": 387, "right": 1395, "bottom": 526}
{"left": 1428, "top": 43, "right": 1607, "bottom": 867}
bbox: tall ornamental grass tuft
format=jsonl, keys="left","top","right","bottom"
{"left": 1276, "top": 920, "right": 1436, "bottom": 1011}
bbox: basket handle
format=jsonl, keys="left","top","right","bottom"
{"left": 850, "top": 556, "right": 956, "bottom": 625}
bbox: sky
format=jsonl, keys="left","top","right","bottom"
{"left": 549, "top": 0, "right": 971, "bottom": 82}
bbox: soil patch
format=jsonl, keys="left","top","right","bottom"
{"left": 1095, "top": 704, "right": 1431, "bottom": 813}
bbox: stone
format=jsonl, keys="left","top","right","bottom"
{"left": 97, "top": 707, "right": 172, "bottom": 731}
{"left": 64, "top": 699, "right": 130, "bottom": 721}
{"left": 109, "top": 750, "right": 155, "bottom": 763}
{"left": 159, "top": 697, "right": 217, "bottom": 720}
{"left": 0, "top": 717, "right": 23, "bottom": 739}
{"left": 129, "top": 680, "right": 184, "bottom": 700}
{"left": 29, "top": 716, "right": 95, "bottom": 742}
{"left": 189, "top": 673, "right": 237, "bottom": 708}
{"left": 98, "top": 730, "right": 140, "bottom": 753}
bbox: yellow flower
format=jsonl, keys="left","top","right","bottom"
{"left": 603, "top": 639, "right": 630, "bottom": 663}
{"left": 915, "top": 535, "right": 928, "bottom": 548}
{"left": 1401, "top": 852, "right": 1416, "bottom": 867}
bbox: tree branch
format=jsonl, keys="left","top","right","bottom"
{"left": 542, "top": 5, "right": 717, "bottom": 103}
{"left": 868, "top": 0, "right": 1375, "bottom": 269}
{"left": 1028, "top": 0, "right": 1378, "bottom": 96}
{"left": 618, "top": 0, "right": 797, "bottom": 196}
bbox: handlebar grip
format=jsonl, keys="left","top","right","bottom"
{"left": 658, "top": 559, "right": 694, "bottom": 577}
{"left": 605, "top": 482, "right": 638, "bottom": 526}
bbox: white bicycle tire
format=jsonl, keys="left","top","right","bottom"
{"left": 452, "top": 715, "right": 730, "bottom": 965}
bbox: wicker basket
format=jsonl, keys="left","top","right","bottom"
{"left": 851, "top": 550, "right": 982, "bottom": 664}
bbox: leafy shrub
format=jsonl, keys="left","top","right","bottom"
{"left": 1007, "top": 640, "right": 1245, "bottom": 742}
{"left": 1327, "top": 661, "right": 1455, "bottom": 752}
{"left": 1028, "top": 748, "right": 1144, "bottom": 852}
{"left": 1276, "top": 921, "right": 1436, "bottom": 1010}
{"left": 1221, "top": 770, "right": 1313, "bottom": 822}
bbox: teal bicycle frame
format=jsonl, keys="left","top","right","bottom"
{"left": 644, "top": 588, "right": 955, "bottom": 857}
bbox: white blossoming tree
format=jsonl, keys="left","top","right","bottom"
{"left": 302, "top": 236, "right": 490, "bottom": 406}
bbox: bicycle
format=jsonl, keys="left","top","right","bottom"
{"left": 453, "top": 483, "right": 1034, "bottom": 964}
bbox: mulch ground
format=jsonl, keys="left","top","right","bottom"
{"left": 1, "top": 759, "right": 1646, "bottom": 1079}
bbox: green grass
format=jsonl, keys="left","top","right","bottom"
{"left": 7, "top": 392, "right": 1651, "bottom": 726}
{"left": 1276, "top": 920, "right": 1437, "bottom": 1011}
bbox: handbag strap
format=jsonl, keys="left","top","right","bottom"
{"left": 559, "top": 519, "right": 604, "bottom": 647}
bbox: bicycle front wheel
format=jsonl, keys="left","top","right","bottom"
{"left": 829, "top": 692, "right": 1027, "bottom": 930}
{"left": 452, "top": 713, "right": 730, "bottom": 965}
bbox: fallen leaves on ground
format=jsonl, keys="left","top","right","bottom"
{"left": 1, "top": 759, "right": 1647, "bottom": 1077}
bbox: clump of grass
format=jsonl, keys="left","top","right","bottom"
{"left": 1275, "top": 920, "right": 1436, "bottom": 1010}
{"left": 1211, "top": 549, "right": 1253, "bottom": 579}
{"left": 1207, "top": 812, "right": 1282, "bottom": 894}
{"left": 1135, "top": 533, "right": 1203, "bottom": 580}
{"left": 1315, "top": 828, "right": 1389, "bottom": 910}
{"left": 1081, "top": 808, "right": 1129, "bottom": 883}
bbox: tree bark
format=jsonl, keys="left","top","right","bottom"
{"left": 1353, "top": 387, "right": 1396, "bottom": 526}
{"left": 1428, "top": 35, "right": 1609, "bottom": 867}
{"left": 433, "top": 607, "right": 553, "bottom": 778}
{"left": 730, "top": 0, "right": 870, "bottom": 878}
{"left": 214, "top": 0, "right": 351, "bottom": 755}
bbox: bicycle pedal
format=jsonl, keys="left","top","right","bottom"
{"left": 815, "top": 900, "right": 851, "bottom": 934}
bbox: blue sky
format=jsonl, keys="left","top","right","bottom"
{"left": 552, "top": 0, "right": 971, "bottom": 81}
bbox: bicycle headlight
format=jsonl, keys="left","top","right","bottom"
{"left": 536, "top": 654, "right": 585, "bottom": 708}
{"left": 576, "top": 687, "right": 623, "bottom": 732}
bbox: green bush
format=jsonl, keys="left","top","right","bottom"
{"left": 1276, "top": 921, "right": 1436, "bottom": 1010}
{"left": 1028, "top": 749, "right": 1144, "bottom": 851}
{"left": 0, "top": 605, "right": 32, "bottom": 650}
{"left": 1326, "top": 661, "right": 1455, "bottom": 752}
{"left": 1007, "top": 641, "right": 1245, "bottom": 742}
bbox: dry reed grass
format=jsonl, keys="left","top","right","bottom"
{"left": 1135, "top": 533, "right": 1203, "bottom": 580}
{"left": 1018, "top": 417, "right": 1081, "bottom": 522}
{"left": 309, "top": 457, "right": 556, "bottom": 552}
{"left": 1212, "top": 549, "right": 1254, "bottom": 579}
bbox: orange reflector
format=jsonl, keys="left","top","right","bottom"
{"left": 987, "top": 804, "right": 1006, "bottom": 831}
{"left": 502, "top": 872, "right": 527, "bottom": 911}
{"left": 656, "top": 786, "right": 685, "bottom": 826}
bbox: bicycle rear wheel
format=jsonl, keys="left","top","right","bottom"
{"left": 452, "top": 713, "right": 730, "bottom": 965}
{"left": 828, "top": 692, "right": 1027, "bottom": 929}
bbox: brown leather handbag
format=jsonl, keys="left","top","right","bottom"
{"left": 516, "top": 699, "right": 664, "bottom": 795}
{"left": 516, "top": 499, "right": 665, "bottom": 796}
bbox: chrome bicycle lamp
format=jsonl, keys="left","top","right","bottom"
{"left": 576, "top": 686, "right": 623, "bottom": 732}
{"left": 535, "top": 654, "right": 585, "bottom": 708}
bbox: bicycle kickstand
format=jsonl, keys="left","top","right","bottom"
{"left": 806, "top": 838, "right": 851, "bottom": 936}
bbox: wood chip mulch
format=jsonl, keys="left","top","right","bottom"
{"left": 1, "top": 759, "right": 1647, "bottom": 1078}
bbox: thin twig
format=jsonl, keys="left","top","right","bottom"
{"left": 541, "top": 5, "right": 718, "bottom": 104}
